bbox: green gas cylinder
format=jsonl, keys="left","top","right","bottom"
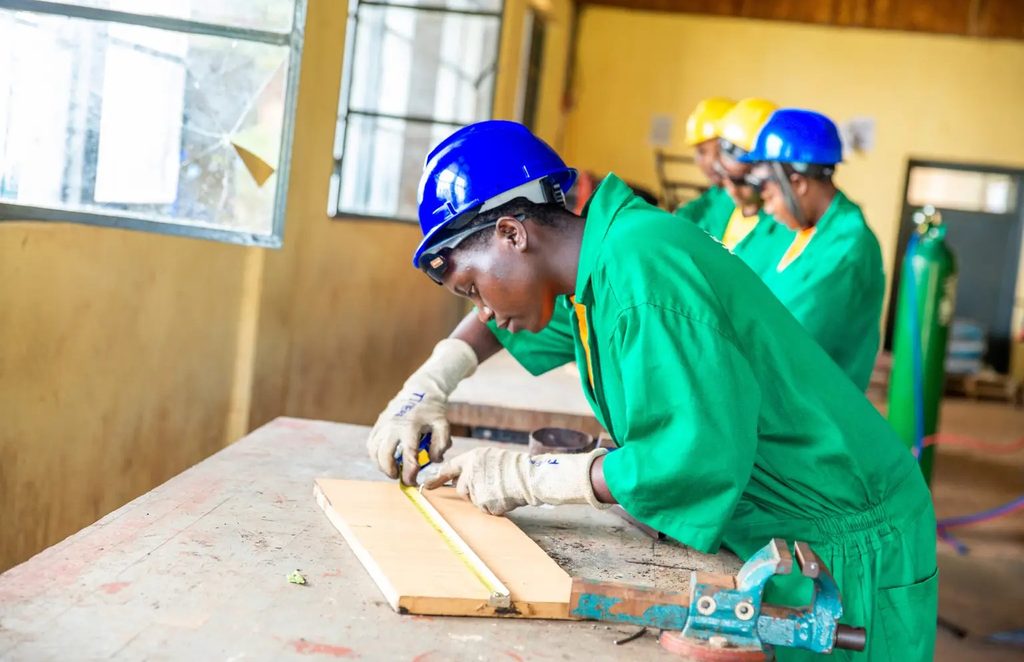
{"left": 888, "top": 206, "right": 957, "bottom": 484}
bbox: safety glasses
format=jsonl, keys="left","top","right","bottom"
{"left": 713, "top": 160, "right": 761, "bottom": 188}
{"left": 418, "top": 175, "right": 566, "bottom": 285}
{"left": 745, "top": 166, "right": 770, "bottom": 192}
{"left": 718, "top": 138, "right": 749, "bottom": 163}
{"left": 750, "top": 161, "right": 835, "bottom": 187}
{"left": 417, "top": 214, "right": 527, "bottom": 285}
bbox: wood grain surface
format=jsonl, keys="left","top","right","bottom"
{"left": 316, "top": 479, "right": 572, "bottom": 619}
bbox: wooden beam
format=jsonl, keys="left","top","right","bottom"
{"left": 577, "top": 0, "right": 1024, "bottom": 39}
{"left": 974, "top": 0, "right": 1024, "bottom": 39}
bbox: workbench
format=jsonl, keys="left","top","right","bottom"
{"left": 0, "top": 417, "right": 739, "bottom": 660}
{"left": 449, "top": 351, "right": 604, "bottom": 438}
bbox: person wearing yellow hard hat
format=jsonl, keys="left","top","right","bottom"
{"left": 674, "top": 97, "right": 735, "bottom": 235}
{"left": 685, "top": 96, "right": 734, "bottom": 186}
{"left": 708, "top": 98, "right": 796, "bottom": 276}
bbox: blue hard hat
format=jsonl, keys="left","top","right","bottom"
{"left": 413, "top": 121, "right": 576, "bottom": 268}
{"left": 740, "top": 108, "right": 843, "bottom": 166}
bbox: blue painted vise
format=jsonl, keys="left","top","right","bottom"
{"left": 569, "top": 539, "right": 867, "bottom": 659}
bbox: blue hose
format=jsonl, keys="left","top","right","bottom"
{"left": 905, "top": 233, "right": 926, "bottom": 462}
{"left": 937, "top": 495, "right": 1024, "bottom": 556}
{"left": 938, "top": 495, "right": 1024, "bottom": 528}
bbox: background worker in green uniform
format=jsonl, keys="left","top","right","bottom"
{"left": 369, "top": 120, "right": 937, "bottom": 661}
{"left": 707, "top": 97, "right": 793, "bottom": 276}
{"left": 742, "top": 109, "right": 886, "bottom": 392}
{"left": 674, "top": 96, "right": 735, "bottom": 232}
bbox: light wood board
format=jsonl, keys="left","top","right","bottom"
{"left": 314, "top": 478, "right": 572, "bottom": 619}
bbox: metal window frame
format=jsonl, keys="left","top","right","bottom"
{"left": 0, "top": 0, "right": 309, "bottom": 248}
{"left": 328, "top": 0, "right": 504, "bottom": 225}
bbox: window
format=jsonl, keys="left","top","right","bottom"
{"left": 329, "top": 0, "right": 504, "bottom": 222}
{"left": 0, "top": 0, "right": 307, "bottom": 247}
{"left": 907, "top": 166, "right": 1018, "bottom": 215}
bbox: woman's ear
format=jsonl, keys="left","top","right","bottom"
{"left": 496, "top": 215, "right": 528, "bottom": 253}
{"left": 790, "top": 174, "right": 810, "bottom": 197}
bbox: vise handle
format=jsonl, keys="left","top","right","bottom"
{"left": 834, "top": 625, "right": 867, "bottom": 651}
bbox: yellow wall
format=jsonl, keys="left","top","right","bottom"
{"left": 0, "top": 0, "right": 575, "bottom": 571}
{"left": 0, "top": 220, "right": 251, "bottom": 570}
{"left": 496, "top": 0, "right": 576, "bottom": 148}
{"left": 563, "top": 8, "right": 1024, "bottom": 375}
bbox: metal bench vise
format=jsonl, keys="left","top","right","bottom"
{"left": 569, "top": 538, "right": 867, "bottom": 660}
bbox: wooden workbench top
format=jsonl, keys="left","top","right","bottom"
{"left": 0, "top": 417, "right": 738, "bottom": 660}
{"left": 449, "top": 351, "right": 604, "bottom": 436}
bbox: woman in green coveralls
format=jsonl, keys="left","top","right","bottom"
{"left": 742, "top": 109, "right": 886, "bottom": 393}
{"left": 367, "top": 121, "right": 937, "bottom": 660}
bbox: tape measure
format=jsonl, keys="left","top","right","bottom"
{"left": 396, "top": 434, "right": 511, "bottom": 609}
{"left": 399, "top": 483, "right": 512, "bottom": 608}
{"left": 394, "top": 433, "right": 434, "bottom": 472}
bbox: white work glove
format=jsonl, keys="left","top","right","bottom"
{"left": 424, "top": 447, "right": 611, "bottom": 515}
{"left": 367, "top": 338, "right": 478, "bottom": 481}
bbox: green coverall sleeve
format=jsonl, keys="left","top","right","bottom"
{"left": 600, "top": 304, "right": 762, "bottom": 553}
{"left": 486, "top": 300, "right": 577, "bottom": 376}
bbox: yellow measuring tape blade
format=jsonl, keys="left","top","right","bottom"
{"left": 399, "top": 484, "right": 512, "bottom": 609}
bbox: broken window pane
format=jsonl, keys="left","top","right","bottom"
{"left": 0, "top": 8, "right": 295, "bottom": 239}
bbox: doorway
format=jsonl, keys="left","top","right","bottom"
{"left": 885, "top": 160, "right": 1024, "bottom": 374}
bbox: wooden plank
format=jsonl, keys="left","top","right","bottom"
{"left": 314, "top": 478, "right": 572, "bottom": 619}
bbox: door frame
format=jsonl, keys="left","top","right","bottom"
{"left": 884, "top": 158, "right": 1024, "bottom": 356}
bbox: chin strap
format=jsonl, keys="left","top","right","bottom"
{"left": 770, "top": 161, "right": 807, "bottom": 228}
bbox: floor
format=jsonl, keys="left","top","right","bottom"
{"left": 925, "top": 398, "right": 1024, "bottom": 661}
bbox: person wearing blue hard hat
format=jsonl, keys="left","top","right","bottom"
{"left": 367, "top": 120, "right": 936, "bottom": 661}
{"left": 367, "top": 121, "right": 579, "bottom": 486}
{"left": 742, "top": 108, "right": 885, "bottom": 393}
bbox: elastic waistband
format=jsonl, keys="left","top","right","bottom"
{"left": 809, "top": 467, "right": 932, "bottom": 539}
{"left": 812, "top": 500, "right": 890, "bottom": 536}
